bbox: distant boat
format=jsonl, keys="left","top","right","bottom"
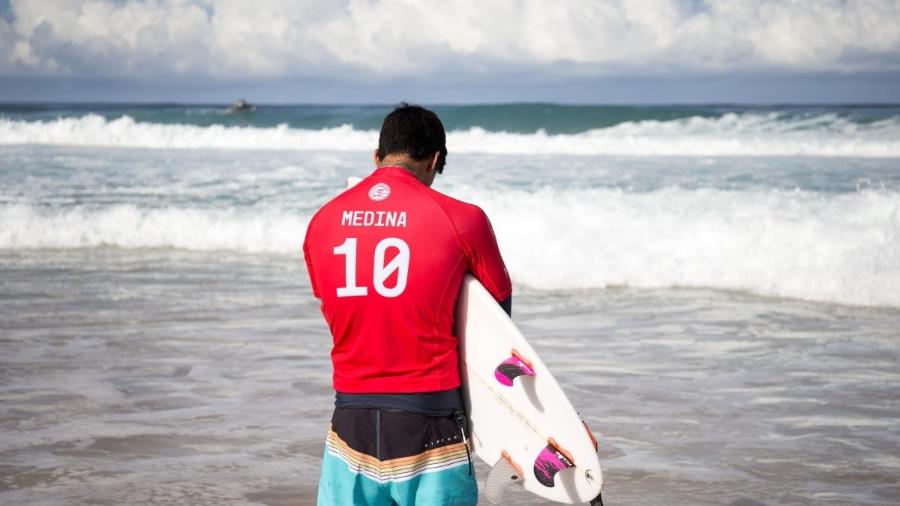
{"left": 228, "top": 99, "right": 256, "bottom": 113}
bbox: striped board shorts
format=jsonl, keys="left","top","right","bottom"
{"left": 317, "top": 407, "right": 477, "bottom": 506}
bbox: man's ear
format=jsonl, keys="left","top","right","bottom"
{"left": 373, "top": 149, "right": 381, "bottom": 166}
{"left": 429, "top": 151, "right": 440, "bottom": 173}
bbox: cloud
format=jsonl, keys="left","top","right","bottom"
{"left": 2, "top": 0, "right": 899, "bottom": 81}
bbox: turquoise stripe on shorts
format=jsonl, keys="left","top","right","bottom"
{"left": 317, "top": 447, "right": 477, "bottom": 505}
{"left": 316, "top": 408, "right": 478, "bottom": 506}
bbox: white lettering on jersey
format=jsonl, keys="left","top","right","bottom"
{"left": 341, "top": 210, "right": 408, "bottom": 227}
{"left": 334, "top": 237, "right": 409, "bottom": 298}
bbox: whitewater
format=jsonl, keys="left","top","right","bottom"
{"left": 1, "top": 104, "right": 899, "bottom": 308}
{"left": 2, "top": 111, "right": 900, "bottom": 157}
{"left": 2, "top": 186, "right": 898, "bottom": 307}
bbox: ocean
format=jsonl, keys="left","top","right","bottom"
{"left": 1, "top": 103, "right": 898, "bottom": 505}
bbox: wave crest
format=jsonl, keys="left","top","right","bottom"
{"left": 1, "top": 113, "right": 899, "bottom": 157}
{"left": 3, "top": 187, "right": 899, "bottom": 307}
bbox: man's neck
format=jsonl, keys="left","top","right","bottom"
{"left": 376, "top": 154, "right": 435, "bottom": 187}
{"left": 378, "top": 159, "right": 416, "bottom": 172}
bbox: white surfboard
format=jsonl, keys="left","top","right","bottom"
{"left": 344, "top": 176, "right": 603, "bottom": 504}
{"left": 456, "top": 275, "right": 603, "bottom": 504}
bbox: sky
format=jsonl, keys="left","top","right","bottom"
{"left": 1, "top": 0, "right": 899, "bottom": 104}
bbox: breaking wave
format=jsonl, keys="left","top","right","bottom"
{"left": 2, "top": 113, "right": 899, "bottom": 157}
{"left": 3, "top": 186, "right": 898, "bottom": 307}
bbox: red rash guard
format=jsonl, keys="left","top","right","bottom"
{"left": 303, "top": 167, "right": 512, "bottom": 394}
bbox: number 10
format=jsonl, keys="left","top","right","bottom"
{"left": 333, "top": 237, "right": 410, "bottom": 298}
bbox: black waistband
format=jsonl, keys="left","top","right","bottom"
{"left": 334, "top": 389, "right": 464, "bottom": 417}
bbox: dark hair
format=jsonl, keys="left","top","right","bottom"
{"left": 377, "top": 103, "right": 447, "bottom": 172}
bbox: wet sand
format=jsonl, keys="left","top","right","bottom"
{"left": 2, "top": 249, "right": 899, "bottom": 505}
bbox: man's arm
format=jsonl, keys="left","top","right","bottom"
{"left": 459, "top": 206, "right": 512, "bottom": 314}
{"left": 499, "top": 296, "right": 512, "bottom": 317}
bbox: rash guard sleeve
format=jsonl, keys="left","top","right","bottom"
{"left": 457, "top": 206, "right": 512, "bottom": 302}
{"left": 302, "top": 227, "right": 321, "bottom": 299}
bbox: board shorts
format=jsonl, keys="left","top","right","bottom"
{"left": 317, "top": 407, "right": 477, "bottom": 506}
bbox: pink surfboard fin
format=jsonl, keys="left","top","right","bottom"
{"left": 494, "top": 350, "right": 536, "bottom": 386}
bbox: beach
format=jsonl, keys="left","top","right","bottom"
{"left": 1, "top": 104, "right": 899, "bottom": 505}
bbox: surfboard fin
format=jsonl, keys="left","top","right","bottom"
{"left": 494, "top": 349, "right": 535, "bottom": 386}
{"left": 533, "top": 439, "right": 575, "bottom": 487}
{"left": 485, "top": 451, "right": 524, "bottom": 504}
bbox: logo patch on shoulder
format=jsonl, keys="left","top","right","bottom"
{"left": 368, "top": 183, "right": 391, "bottom": 201}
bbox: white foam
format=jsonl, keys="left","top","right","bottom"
{"left": 0, "top": 115, "right": 377, "bottom": 152}
{"left": 451, "top": 113, "right": 900, "bottom": 157}
{"left": 2, "top": 187, "right": 899, "bottom": 307}
{"left": 474, "top": 186, "right": 900, "bottom": 307}
{"left": 0, "top": 204, "right": 308, "bottom": 254}
{"left": 1, "top": 113, "right": 899, "bottom": 157}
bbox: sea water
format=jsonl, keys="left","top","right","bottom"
{"left": 1, "top": 104, "right": 898, "bottom": 505}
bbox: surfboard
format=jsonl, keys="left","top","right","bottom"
{"left": 344, "top": 176, "right": 603, "bottom": 504}
{"left": 456, "top": 275, "right": 603, "bottom": 504}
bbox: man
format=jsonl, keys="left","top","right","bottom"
{"left": 303, "top": 104, "right": 512, "bottom": 505}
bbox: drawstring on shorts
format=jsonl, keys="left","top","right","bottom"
{"left": 452, "top": 410, "right": 473, "bottom": 476}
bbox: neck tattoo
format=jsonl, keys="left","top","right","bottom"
{"left": 379, "top": 160, "right": 415, "bottom": 172}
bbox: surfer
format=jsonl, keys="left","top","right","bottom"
{"left": 228, "top": 98, "right": 255, "bottom": 112}
{"left": 303, "top": 104, "right": 512, "bottom": 505}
